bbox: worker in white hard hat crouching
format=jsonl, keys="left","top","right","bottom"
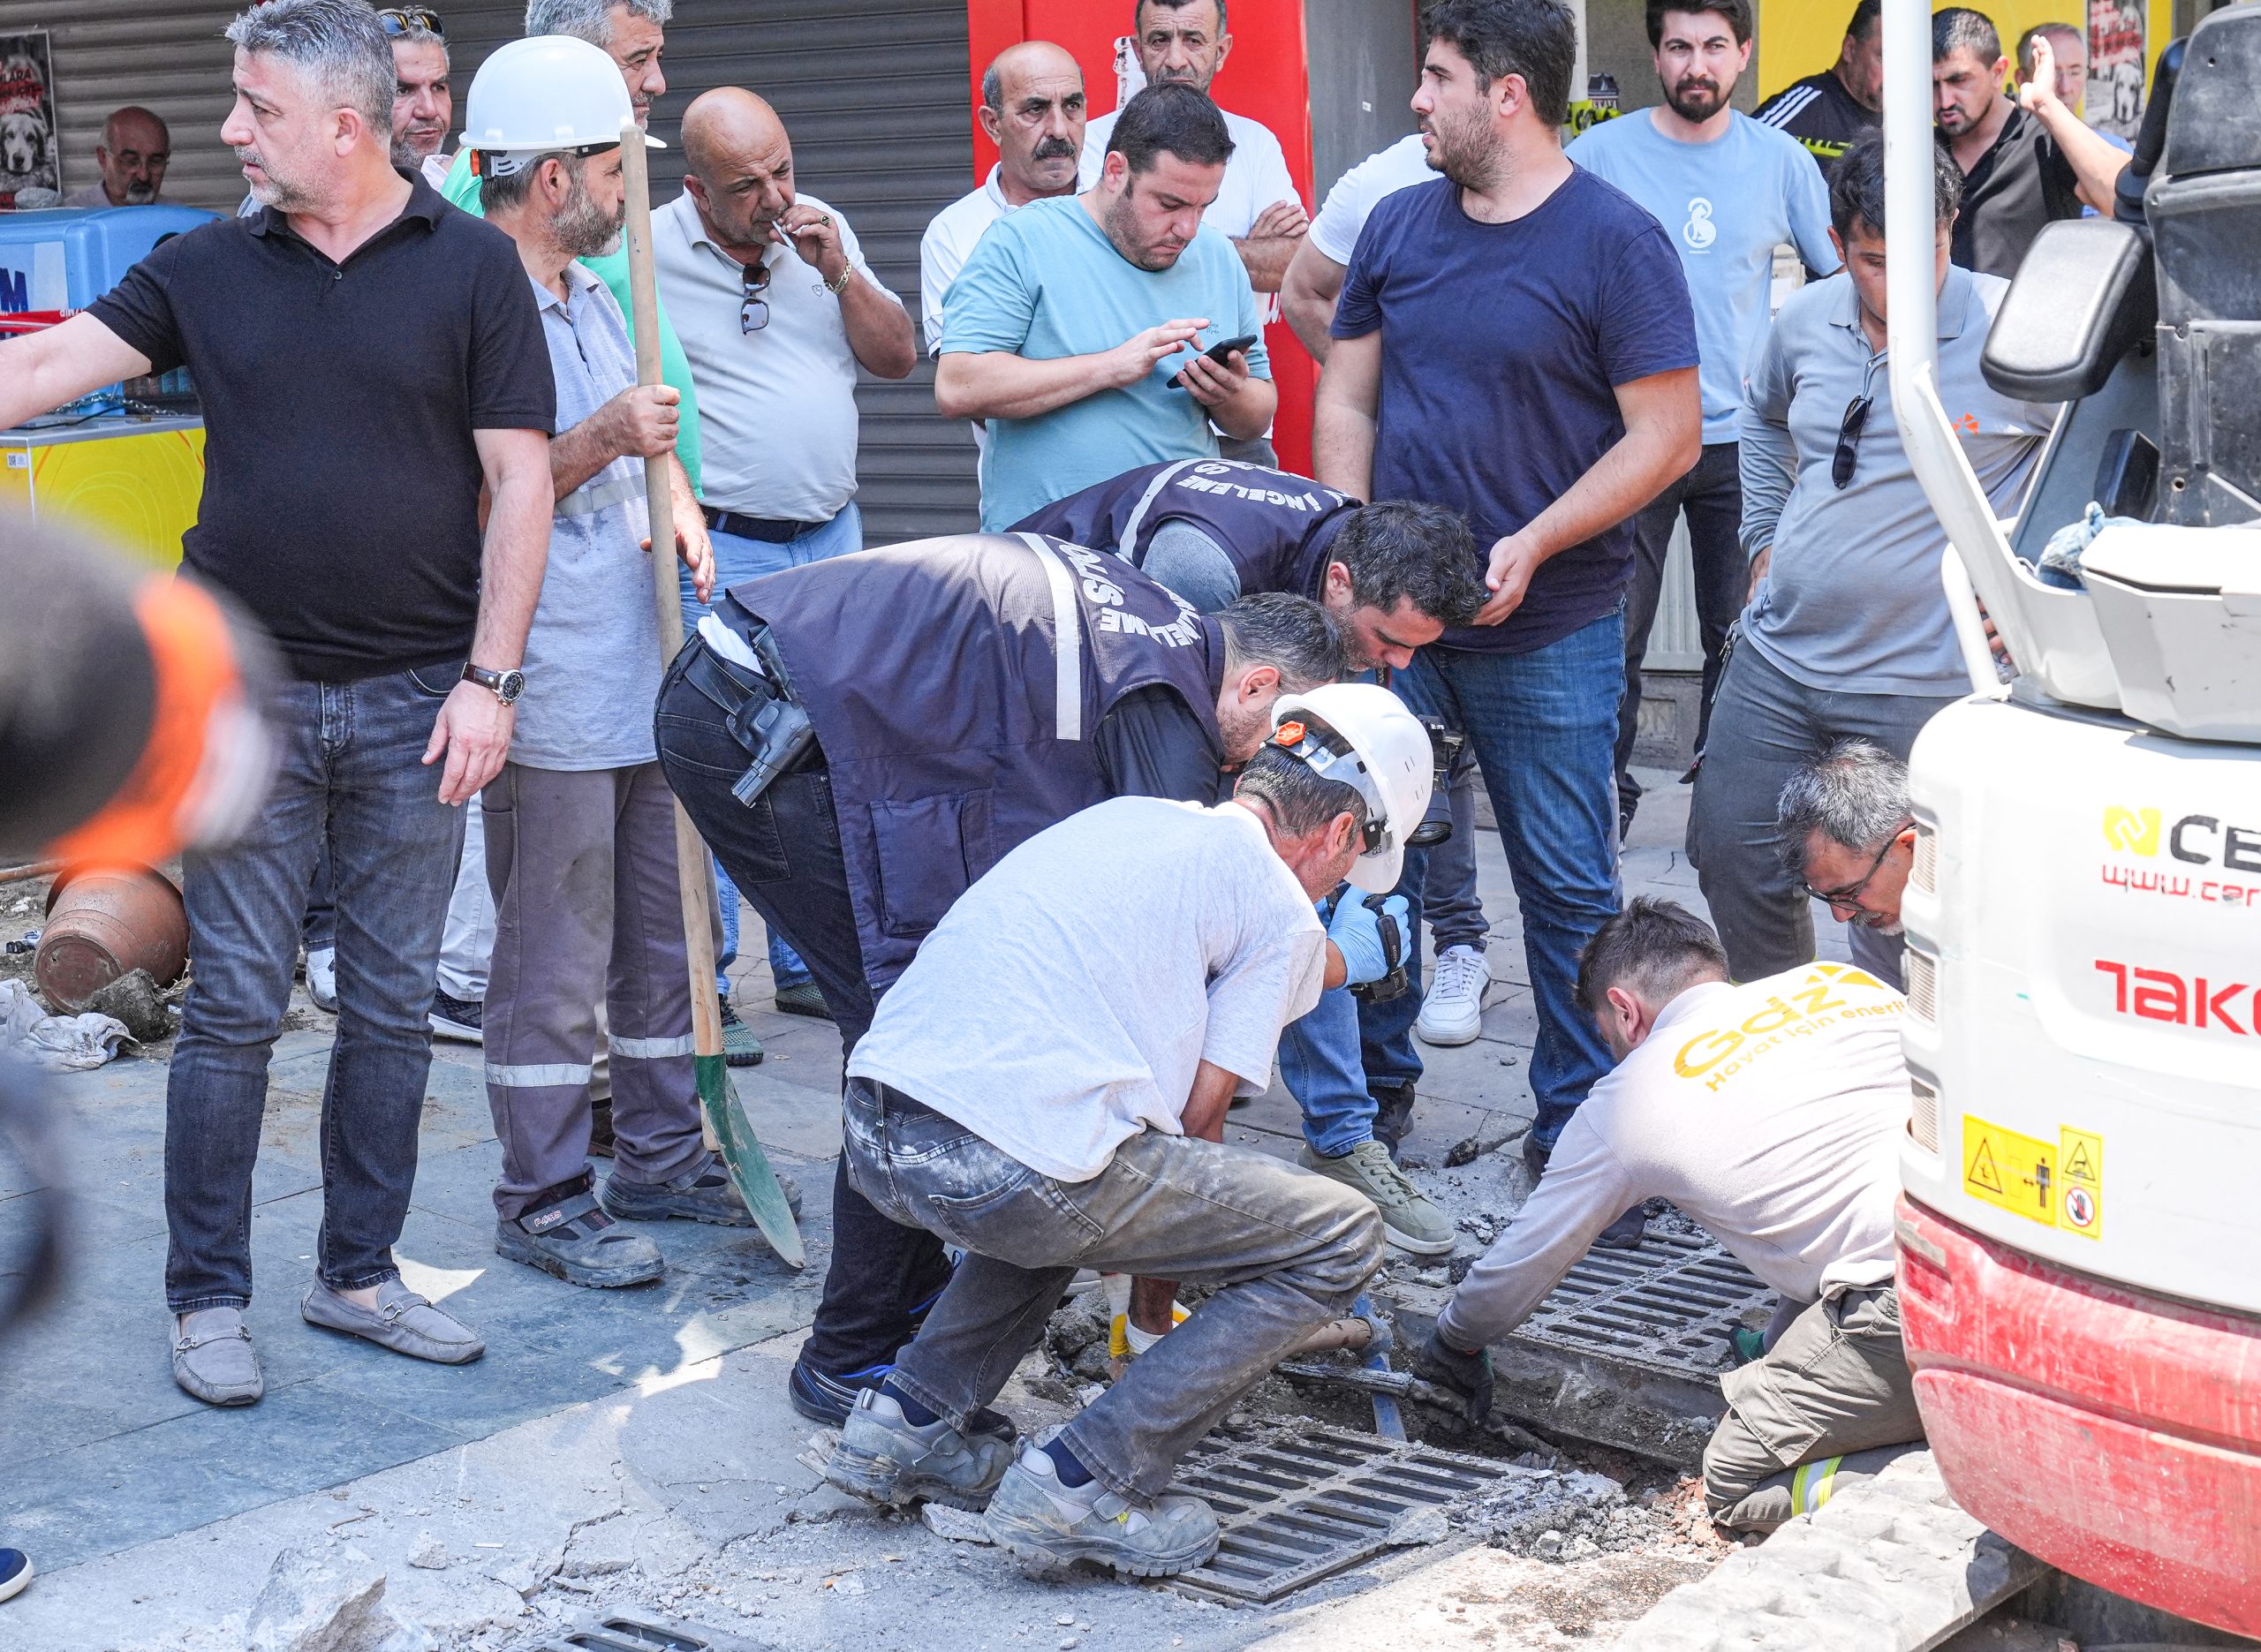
{"left": 1410, "top": 897, "right": 1927, "bottom": 1533}
{"left": 458, "top": 36, "right": 768, "bottom": 1289}
{"left": 817, "top": 684, "right": 1430, "bottom": 1577}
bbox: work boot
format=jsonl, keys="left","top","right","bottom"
{"left": 1416, "top": 946, "right": 1488, "bottom": 1046}
{"left": 1370, "top": 1080, "right": 1418, "bottom": 1161}
{"left": 170, "top": 1306, "right": 263, "bottom": 1407}
{"left": 1593, "top": 1206, "right": 1647, "bottom": 1250}
{"left": 984, "top": 1443, "right": 1220, "bottom": 1578}
{"left": 301, "top": 1277, "right": 485, "bottom": 1364}
{"left": 1522, "top": 1131, "right": 1554, "bottom": 1177}
{"left": 601, "top": 1152, "right": 801, "bottom": 1226}
{"left": 789, "top": 1358, "right": 1018, "bottom": 1444}
{"left": 1298, "top": 1142, "right": 1455, "bottom": 1256}
{"left": 496, "top": 1182, "right": 663, "bottom": 1288}
{"left": 825, "top": 1388, "right": 1016, "bottom": 1512}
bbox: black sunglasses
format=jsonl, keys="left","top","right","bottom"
{"left": 1802, "top": 817, "right": 1913, "bottom": 909}
{"left": 1833, "top": 393, "right": 1872, "bottom": 489}
{"left": 739, "top": 258, "right": 772, "bottom": 335}
{"left": 376, "top": 6, "right": 444, "bottom": 36}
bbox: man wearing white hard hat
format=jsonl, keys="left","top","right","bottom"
{"left": 457, "top": 34, "right": 760, "bottom": 1290}
{"left": 813, "top": 683, "right": 1427, "bottom": 1580}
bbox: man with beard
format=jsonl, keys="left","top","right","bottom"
{"left": 654, "top": 87, "right": 916, "bottom": 1030}
{"left": 0, "top": 0, "right": 556, "bottom": 1403}
{"left": 64, "top": 107, "right": 171, "bottom": 207}
{"left": 1778, "top": 742, "right": 1914, "bottom": 992}
{"left": 1314, "top": 0, "right": 1699, "bottom": 1178}
{"left": 464, "top": 34, "right": 750, "bottom": 1288}
{"left": 1567, "top": 1, "right": 1837, "bottom": 840}
{"left": 381, "top": 6, "right": 453, "bottom": 187}
{"left": 1752, "top": 0, "right": 1882, "bottom": 176}
{"left": 938, "top": 81, "right": 1274, "bottom": 530}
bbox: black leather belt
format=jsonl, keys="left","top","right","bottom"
{"left": 702, "top": 505, "right": 823, "bottom": 543}
{"left": 679, "top": 632, "right": 823, "bottom": 790}
{"left": 681, "top": 633, "right": 776, "bottom": 748}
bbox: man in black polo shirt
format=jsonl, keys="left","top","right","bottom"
{"left": 1753, "top": 0, "right": 1881, "bottom": 176}
{"left": 0, "top": 0, "right": 555, "bottom": 1407}
{"left": 1932, "top": 6, "right": 2129, "bottom": 279}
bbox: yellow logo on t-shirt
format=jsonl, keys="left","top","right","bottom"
{"left": 1672, "top": 963, "right": 1900, "bottom": 1090}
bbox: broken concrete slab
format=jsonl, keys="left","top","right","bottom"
{"left": 245, "top": 1542, "right": 433, "bottom": 1652}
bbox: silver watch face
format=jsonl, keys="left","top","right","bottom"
{"left": 496, "top": 669, "right": 526, "bottom": 705}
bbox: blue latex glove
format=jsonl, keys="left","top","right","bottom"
{"left": 1326, "top": 891, "right": 1410, "bottom": 987}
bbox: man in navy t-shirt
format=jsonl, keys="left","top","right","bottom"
{"left": 1315, "top": 0, "right": 1699, "bottom": 1166}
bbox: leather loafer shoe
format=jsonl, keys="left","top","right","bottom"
{"left": 302, "top": 1276, "right": 484, "bottom": 1364}
{"left": 171, "top": 1306, "right": 264, "bottom": 1407}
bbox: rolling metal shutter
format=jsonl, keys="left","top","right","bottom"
{"left": 443, "top": 0, "right": 981, "bottom": 542}
{"left": 0, "top": 3, "right": 245, "bottom": 215}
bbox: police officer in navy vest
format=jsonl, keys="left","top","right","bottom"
{"left": 1012, "top": 459, "right": 1484, "bottom": 671}
{"left": 1024, "top": 462, "right": 1486, "bottom": 1256}
{"left": 654, "top": 531, "right": 1346, "bottom": 1429}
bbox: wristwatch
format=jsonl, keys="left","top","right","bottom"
{"left": 463, "top": 662, "right": 526, "bottom": 706}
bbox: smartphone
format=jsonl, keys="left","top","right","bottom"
{"left": 1170, "top": 333, "right": 1259, "bottom": 389}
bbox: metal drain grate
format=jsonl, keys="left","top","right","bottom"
{"left": 1166, "top": 1423, "right": 1511, "bottom": 1603}
{"left": 1509, "top": 1229, "right": 1775, "bottom": 1380}
{"left": 511, "top": 1611, "right": 764, "bottom": 1652}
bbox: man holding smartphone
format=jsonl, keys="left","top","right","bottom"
{"left": 937, "top": 82, "right": 1274, "bottom": 530}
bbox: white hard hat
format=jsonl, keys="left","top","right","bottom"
{"left": 1267, "top": 683, "right": 1434, "bottom": 894}
{"left": 459, "top": 34, "right": 664, "bottom": 173}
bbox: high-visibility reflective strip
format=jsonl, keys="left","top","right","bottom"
{"left": 610, "top": 1033, "right": 695, "bottom": 1060}
{"left": 1115, "top": 457, "right": 1202, "bottom": 559}
{"left": 485, "top": 1061, "right": 594, "bottom": 1089}
{"left": 555, "top": 472, "right": 646, "bottom": 519}
{"left": 1016, "top": 532, "right": 1083, "bottom": 743}
{"left": 1789, "top": 1454, "right": 1845, "bottom": 1515}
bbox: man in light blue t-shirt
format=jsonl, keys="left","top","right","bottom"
{"left": 1567, "top": 0, "right": 1838, "bottom": 834}
{"left": 937, "top": 82, "right": 1274, "bottom": 531}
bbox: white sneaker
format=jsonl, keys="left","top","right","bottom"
{"left": 305, "top": 946, "right": 337, "bottom": 1013}
{"left": 1416, "top": 945, "right": 1489, "bottom": 1045}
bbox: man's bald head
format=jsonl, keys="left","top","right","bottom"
{"left": 95, "top": 106, "right": 170, "bottom": 206}
{"left": 979, "top": 38, "right": 1086, "bottom": 204}
{"left": 681, "top": 87, "right": 797, "bottom": 252}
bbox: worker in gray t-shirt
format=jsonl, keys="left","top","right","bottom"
{"left": 1688, "top": 135, "right": 2055, "bottom": 984}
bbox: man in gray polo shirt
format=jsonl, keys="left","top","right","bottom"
{"left": 1689, "top": 134, "right": 2056, "bottom": 983}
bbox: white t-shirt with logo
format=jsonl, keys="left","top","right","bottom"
{"left": 1437, "top": 963, "right": 1910, "bottom": 1350}
{"left": 847, "top": 797, "right": 1327, "bottom": 1184}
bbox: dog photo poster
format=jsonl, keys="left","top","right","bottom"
{"left": 0, "top": 32, "right": 60, "bottom": 209}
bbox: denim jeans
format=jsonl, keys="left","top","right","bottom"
{"left": 681, "top": 502, "right": 863, "bottom": 996}
{"left": 301, "top": 845, "right": 337, "bottom": 952}
{"left": 1619, "top": 441, "right": 1746, "bottom": 807}
{"left": 164, "top": 662, "right": 466, "bottom": 1310}
{"left": 1420, "top": 738, "right": 1487, "bottom": 955}
{"left": 1360, "top": 613, "right": 1625, "bottom": 1148}
{"left": 845, "top": 1078, "right": 1382, "bottom": 1499}
{"left": 1275, "top": 985, "right": 1376, "bottom": 1158}
{"left": 654, "top": 635, "right": 954, "bottom": 1377}
{"left": 1687, "top": 638, "right": 1955, "bottom": 989}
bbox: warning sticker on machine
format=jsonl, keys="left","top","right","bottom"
{"left": 1962, "top": 1114, "right": 2104, "bottom": 1239}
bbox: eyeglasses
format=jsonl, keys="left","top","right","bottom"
{"left": 739, "top": 257, "right": 772, "bottom": 334}
{"left": 1833, "top": 393, "right": 1872, "bottom": 489}
{"left": 1801, "top": 818, "right": 1913, "bottom": 909}
{"left": 376, "top": 7, "right": 444, "bottom": 37}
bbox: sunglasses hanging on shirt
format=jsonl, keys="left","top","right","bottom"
{"left": 739, "top": 258, "right": 772, "bottom": 335}
{"left": 1833, "top": 393, "right": 1873, "bottom": 490}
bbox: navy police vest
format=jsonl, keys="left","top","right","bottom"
{"left": 731, "top": 532, "right": 1226, "bottom": 990}
{"left": 1011, "top": 459, "right": 1358, "bottom": 606}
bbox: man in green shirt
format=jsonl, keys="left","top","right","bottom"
{"left": 444, "top": 0, "right": 702, "bottom": 493}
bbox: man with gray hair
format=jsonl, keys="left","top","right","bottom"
{"left": 0, "top": 0, "right": 556, "bottom": 1406}
{"left": 1777, "top": 740, "right": 1915, "bottom": 990}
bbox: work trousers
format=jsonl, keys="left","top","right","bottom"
{"left": 480, "top": 761, "right": 706, "bottom": 1221}
{"left": 1703, "top": 1286, "right": 1925, "bottom": 1531}
{"left": 1688, "top": 639, "right": 1960, "bottom": 987}
{"left": 1618, "top": 441, "right": 1746, "bottom": 808}
{"left": 654, "top": 636, "right": 953, "bottom": 1376}
{"left": 164, "top": 663, "right": 464, "bottom": 1310}
{"left": 846, "top": 1078, "right": 1383, "bottom": 1499}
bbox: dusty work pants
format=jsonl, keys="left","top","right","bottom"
{"left": 846, "top": 1079, "right": 1384, "bottom": 1500}
{"left": 480, "top": 761, "right": 707, "bottom": 1221}
{"left": 1702, "top": 1286, "right": 1925, "bottom": 1532}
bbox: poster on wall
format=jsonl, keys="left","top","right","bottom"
{"left": 0, "top": 32, "right": 61, "bottom": 209}
{"left": 2085, "top": 1, "right": 2146, "bottom": 142}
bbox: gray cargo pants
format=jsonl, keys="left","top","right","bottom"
{"left": 843, "top": 1078, "right": 1384, "bottom": 1501}
{"left": 1703, "top": 1285, "right": 1926, "bottom": 1531}
{"left": 481, "top": 761, "right": 707, "bottom": 1221}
